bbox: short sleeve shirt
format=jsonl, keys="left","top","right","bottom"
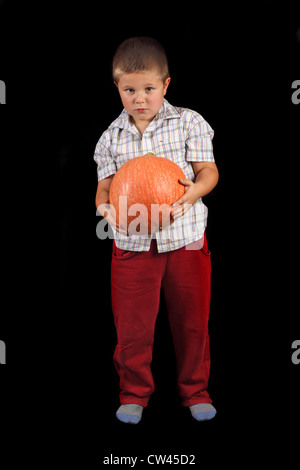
{"left": 94, "top": 99, "right": 215, "bottom": 252}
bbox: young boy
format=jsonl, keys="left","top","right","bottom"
{"left": 94, "top": 37, "right": 219, "bottom": 424}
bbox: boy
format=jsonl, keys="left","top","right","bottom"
{"left": 94, "top": 37, "right": 219, "bottom": 424}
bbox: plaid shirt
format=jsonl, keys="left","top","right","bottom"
{"left": 94, "top": 99, "right": 215, "bottom": 252}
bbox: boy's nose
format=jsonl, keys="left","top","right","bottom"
{"left": 135, "top": 92, "right": 145, "bottom": 104}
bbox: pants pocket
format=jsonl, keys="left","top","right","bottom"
{"left": 200, "top": 233, "right": 211, "bottom": 257}
{"left": 112, "top": 241, "right": 138, "bottom": 260}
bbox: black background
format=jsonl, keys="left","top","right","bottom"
{"left": 1, "top": 0, "right": 299, "bottom": 467}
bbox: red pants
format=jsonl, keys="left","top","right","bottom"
{"left": 111, "top": 234, "right": 212, "bottom": 407}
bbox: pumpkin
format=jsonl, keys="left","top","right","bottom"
{"left": 109, "top": 155, "right": 185, "bottom": 235}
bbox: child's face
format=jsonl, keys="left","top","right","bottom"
{"left": 116, "top": 71, "right": 171, "bottom": 131}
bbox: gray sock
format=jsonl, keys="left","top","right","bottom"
{"left": 189, "top": 403, "right": 217, "bottom": 421}
{"left": 116, "top": 404, "right": 143, "bottom": 424}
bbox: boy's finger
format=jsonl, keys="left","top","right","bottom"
{"left": 178, "top": 178, "right": 192, "bottom": 186}
{"left": 171, "top": 204, "right": 184, "bottom": 219}
{"left": 171, "top": 197, "right": 186, "bottom": 209}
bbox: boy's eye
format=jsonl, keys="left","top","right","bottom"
{"left": 146, "top": 87, "right": 153, "bottom": 92}
{"left": 125, "top": 88, "right": 134, "bottom": 93}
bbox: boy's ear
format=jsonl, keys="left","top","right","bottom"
{"left": 164, "top": 77, "right": 171, "bottom": 95}
{"left": 114, "top": 81, "right": 119, "bottom": 89}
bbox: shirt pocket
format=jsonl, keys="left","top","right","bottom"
{"left": 153, "top": 134, "right": 186, "bottom": 165}
{"left": 110, "top": 134, "right": 142, "bottom": 168}
{"left": 154, "top": 136, "right": 196, "bottom": 181}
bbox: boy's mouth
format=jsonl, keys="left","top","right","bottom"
{"left": 136, "top": 108, "right": 148, "bottom": 113}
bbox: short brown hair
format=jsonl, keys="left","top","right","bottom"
{"left": 112, "top": 37, "right": 170, "bottom": 83}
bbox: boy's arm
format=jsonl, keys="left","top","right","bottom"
{"left": 95, "top": 175, "right": 114, "bottom": 213}
{"left": 190, "top": 161, "right": 219, "bottom": 198}
{"left": 171, "top": 161, "right": 219, "bottom": 219}
{"left": 95, "top": 175, "right": 117, "bottom": 230}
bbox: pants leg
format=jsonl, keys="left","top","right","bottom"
{"left": 111, "top": 241, "right": 165, "bottom": 407}
{"left": 162, "top": 234, "right": 212, "bottom": 406}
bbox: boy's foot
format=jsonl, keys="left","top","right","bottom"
{"left": 189, "top": 403, "right": 217, "bottom": 421}
{"left": 116, "top": 404, "right": 143, "bottom": 424}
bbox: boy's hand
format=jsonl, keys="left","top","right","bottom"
{"left": 96, "top": 176, "right": 128, "bottom": 235}
{"left": 104, "top": 202, "right": 128, "bottom": 236}
{"left": 170, "top": 179, "right": 196, "bottom": 220}
{"left": 98, "top": 198, "right": 128, "bottom": 236}
{"left": 171, "top": 162, "right": 219, "bottom": 220}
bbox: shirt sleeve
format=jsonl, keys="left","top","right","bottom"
{"left": 93, "top": 130, "right": 117, "bottom": 181}
{"left": 185, "top": 113, "right": 215, "bottom": 162}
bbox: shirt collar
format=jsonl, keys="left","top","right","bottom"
{"left": 109, "top": 99, "right": 181, "bottom": 133}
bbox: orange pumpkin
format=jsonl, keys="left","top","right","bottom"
{"left": 109, "top": 155, "right": 185, "bottom": 235}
